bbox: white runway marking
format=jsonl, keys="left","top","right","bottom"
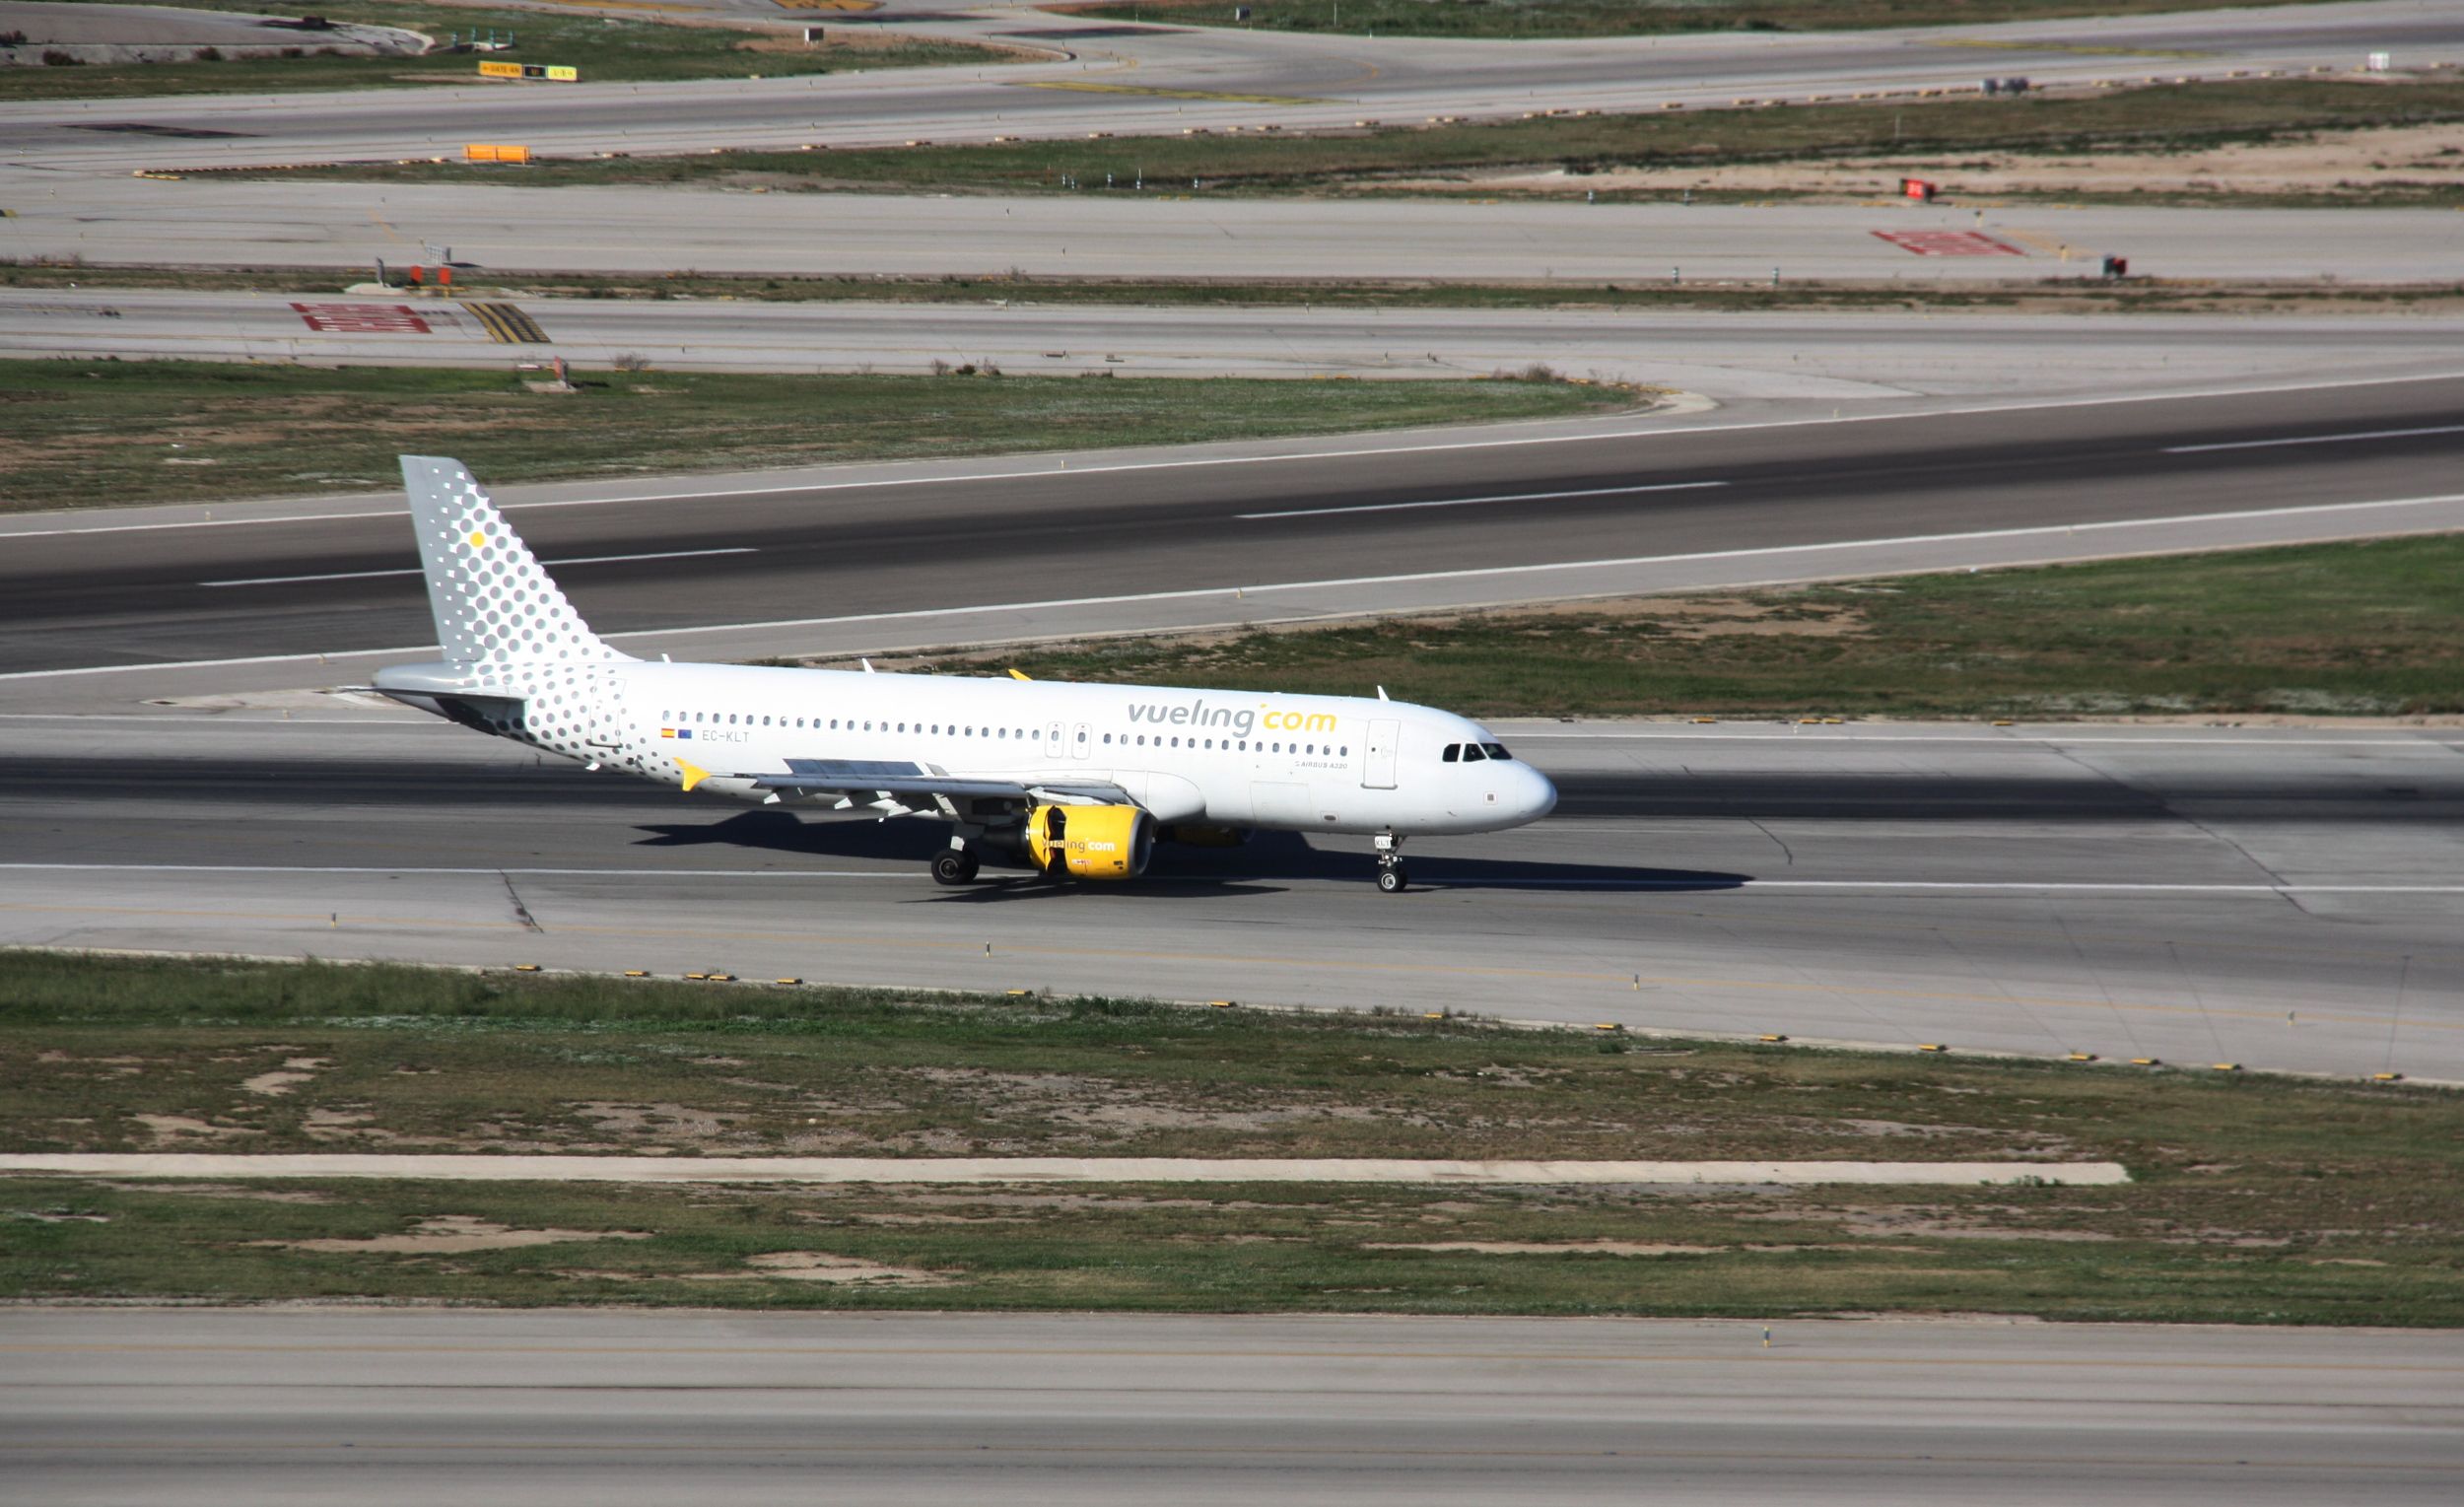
{"left": 2164, "top": 424, "right": 2464, "bottom": 454}
{"left": 3, "top": 862, "right": 2459, "bottom": 896}
{"left": 1239, "top": 480, "right": 1728, "bottom": 520}
{"left": 199, "top": 547, "right": 754, "bottom": 588}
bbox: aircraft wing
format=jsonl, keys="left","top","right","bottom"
{"left": 733, "top": 758, "right": 1133, "bottom": 809}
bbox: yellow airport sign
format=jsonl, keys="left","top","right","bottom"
{"left": 477, "top": 61, "right": 580, "bottom": 82}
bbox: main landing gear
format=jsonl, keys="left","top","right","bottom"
{"left": 1374, "top": 832, "right": 1409, "bottom": 894}
{"left": 930, "top": 844, "right": 980, "bottom": 886}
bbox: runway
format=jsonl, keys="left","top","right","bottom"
{"left": 2, "top": 715, "right": 2456, "bottom": 1080}
{"left": 11, "top": 181, "right": 2464, "bottom": 284}
{"left": 7, "top": 376, "right": 2464, "bottom": 677}
{"left": 5, "top": 1309, "right": 2458, "bottom": 1505}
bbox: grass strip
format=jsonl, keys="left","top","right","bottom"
{"left": 1, "top": 0, "right": 1005, "bottom": 103}
{"left": 1, "top": 952, "right": 2456, "bottom": 1322}
{"left": 899, "top": 535, "right": 2464, "bottom": 719}
{"left": 261, "top": 80, "right": 2464, "bottom": 203}
{"left": 13, "top": 262, "right": 2464, "bottom": 314}
{"left": 0, "top": 358, "right": 1635, "bottom": 513}
{"left": 1057, "top": 0, "right": 2354, "bottom": 40}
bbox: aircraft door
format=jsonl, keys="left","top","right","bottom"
{"left": 1363, "top": 719, "right": 1400, "bottom": 788}
{"left": 586, "top": 676, "right": 629, "bottom": 751}
{"left": 1072, "top": 722, "right": 1092, "bottom": 760}
{"left": 1045, "top": 719, "right": 1066, "bottom": 760}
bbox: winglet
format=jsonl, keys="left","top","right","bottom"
{"left": 676, "top": 758, "right": 712, "bottom": 793}
{"left": 1008, "top": 668, "right": 1032, "bottom": 682}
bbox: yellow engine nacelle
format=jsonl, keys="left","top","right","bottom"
{"left": 1026, "top": 803, "right": 1155, "bottom": 881}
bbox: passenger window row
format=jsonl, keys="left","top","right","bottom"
{"left": 655, "top": 710, "right": 1349, "bottom": 761}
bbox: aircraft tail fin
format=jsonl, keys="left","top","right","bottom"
{"left": 398, "top": 454, "right": 632, "bottom": 666}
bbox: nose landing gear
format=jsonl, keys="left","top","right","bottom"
{"left": 1373, "top": 832, "right": 1409, "bottom": 894}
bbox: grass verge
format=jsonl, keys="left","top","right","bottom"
{"left": 1, "top": 952, "right": 2456, "bottom": 1321}
{"left": 11, "top": 262, "right": 2464, "bottom": 315}
{"left": 1057, "top": 0, "right": 2354, "bottom": 40}
{"left": 898, "top": 535, "right": 2464, "bottom": 719}
{"left": 0, "top": 358, "right": 1637, "bottom": 513}
{"left": 1, "top": 0, "right": 1005, "bottom": 103}
{"left": 259, "top": 80, "right": 2464, "bottom": 207}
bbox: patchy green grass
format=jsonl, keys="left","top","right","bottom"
{"left": 12, "top": 261, "right": 2464, "bottom": 315}
{"left": 910, "top": 536, "right": 2464, "bottom": 719}
{"left": 0, "top": 0, "right": 1003, "bottom": 103}
{"left": 1, "top": 952, "right": 2457, "bottom": 1321}
{"left": 264, "top": 80, "right": 2464, "bottom": 205}
{"left": 1058, "top": 0, "right": 2357, "bottom": 40}
{"left": 0, "top": 358, "right": 1635, "bottom": 512}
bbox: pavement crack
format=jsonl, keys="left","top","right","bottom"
{"left": 497, "top": 870, "right": 544, "bottom": 933}
{"left": 1745, "top": 817, "right": 1796, "bottom": 867}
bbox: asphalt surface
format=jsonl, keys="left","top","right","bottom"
{"left": 7, "top": 376, "right": 2463, "bottom": 677}
{"left": 12, "top": 183, "right": 2464, "bottom": 283}
{"left": 6, "top": 1309, "right": 2459, "bottom": 1506}
{"left": 2, "top": 716, "right": 2456, "bottom": 1080}
{"left": 6, "top": 1, "right": 2458, "bottom": 169}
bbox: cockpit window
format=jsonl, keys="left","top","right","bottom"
{"left": 1441, "top": 744, "right": 1460, "bottom": 763}
{"left": 1482, "top": 742, "right": 1512, "bottom": 761}
{"left": 1461, "top": 742, "right": 1487, "bottom": 762}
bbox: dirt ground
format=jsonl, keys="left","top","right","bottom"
{"left": 1452, "top": 120, "right": 2464, "bottom": 201}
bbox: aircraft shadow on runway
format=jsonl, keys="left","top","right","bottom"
{"left": 633, "top": 813, "right": 1748, "bottom": 894}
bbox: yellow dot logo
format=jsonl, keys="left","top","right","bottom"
{"left": 466, "top": 530, "right": 488, "bottom": 548}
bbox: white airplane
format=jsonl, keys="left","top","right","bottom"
{"left": 374, "top": 455, "right": 1556, "bottom": 891}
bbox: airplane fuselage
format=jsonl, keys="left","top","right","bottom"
{"left": 383, "top": 658, "right": 1556, "bottom": 840}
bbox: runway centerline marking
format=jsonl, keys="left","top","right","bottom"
{"left": 198, "top": 547, "right": 754, "bottom": 588}
{"left": 1239, "top": 480, "right": 1729, "bottom": 520}
{"left": 2164, "top": 424, "right": 2464, "bottom": 454}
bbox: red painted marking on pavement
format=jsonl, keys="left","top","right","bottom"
{"left": 1872, "top": 231, "right": 2024, "bottom": 257}
{"left": 290, "top": 302, "right": 434, "bottom": 334}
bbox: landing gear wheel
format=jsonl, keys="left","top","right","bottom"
{"left": 930, "top": 850, "right": 980, "bottom": 886}
{"left": 1376, "top": 864, "right": 1409, "bottom": 894}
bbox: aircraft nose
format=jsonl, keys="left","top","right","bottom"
{"left": 1520, "top": 765, "right": 1558, "bottom": 822}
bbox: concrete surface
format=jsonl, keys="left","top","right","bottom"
{"left": 10, "top": 180, "right": 2464, "bottom": 283}
{"left": 13, "top": 288, "right": 2464, "bottom": 389}
{"left": 4, "top": 1308, "right": 2459, "bottom": 1505}
{"left": 0, "top": 1154, "right": 2133, "bottom": 1184}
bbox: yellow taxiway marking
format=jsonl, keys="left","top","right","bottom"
{"left": 1012, "top": 81, "right": 1334, "bottom": 105}
{"left": 1927, "top": 38, "right": 2217, "bottom": 59}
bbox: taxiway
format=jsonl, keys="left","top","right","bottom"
{"left": 5, "top": 1308, "right": 2458, "bottom": 1506}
